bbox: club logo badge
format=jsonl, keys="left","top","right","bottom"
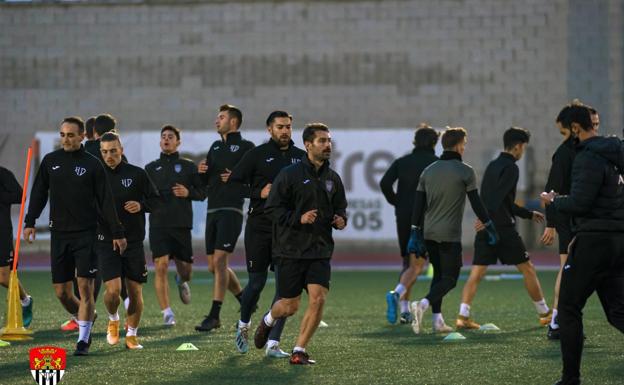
{"left": 174, "top": 164, "right": 182, "bottom": 173}
{"left": 74, "top": 167, "right": 86, "bottom": 176}
{"left": 30, "top": 346, "right": 66, "bottom": 385}
{"left": 325, "top": 180, "right": 334, "bottom": 192}
{"left": 229, "top": 145, "right": 240, "bottom": 152}
{"left": 121, "top": 178, "right": 133, "bottom": 188}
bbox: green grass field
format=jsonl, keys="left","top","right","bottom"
{"left": 1, "top": 270, "right": 622, "bottom": 385}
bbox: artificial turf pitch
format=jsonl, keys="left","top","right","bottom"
{"left": 1, "top": 270, "right": 622, "bottom": 385}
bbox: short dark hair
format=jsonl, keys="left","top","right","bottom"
{"left": 302, "top": 123, "right": 330, "bottom": 143}
{"left": 413, "top": 124, "right": 439, "bottom": 149}
{"left": 503, "top": 127, "right": 531, "bottom": 150}
{"left": 85, "top": 117, "right": 95, "bottom": 140}
{"left": 266, "top": 110, "right": 292, "bottom": 127}
{"left": 220, "top": 104, "right": 243, "bottom": 129}
{"left": 61, "top": 116, "right": 85, "bottom": 134}
{"left": 568, "top": 105, "right": 593, "bottom": 132}
{"left": 161, "top": 124, "right": 181, "bottom": 140}
{"left": 100, "top": 131, "right": 121, "bottom": 144}
{"left": 441, "top": 127, "right": 467, "bottom": 150}
{"left": 94, "top": 114, "right": 117, "bottom": 136}
{"left": 556, "top": 105, "right": 573, "bottom": 129}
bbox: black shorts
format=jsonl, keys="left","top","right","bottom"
{"left": 205, "top": 210, "right": 243, "bottom": 254}
{"left": 50, "top": 230, "right": 97, "bottom": 284}
{"left": 149, "top": 227, "right": 193, "bottom": 263}
{"left": 0, "top": 228, "right": 14, "bottom": 267}
{"left": 556, "top": 223, "right": 573, "bottom": 255}
{"left": 244, "top": 217, "right": 272, "bottom": 273}
{"left": 396, "top": 215, "right": 411, "bottom": 260}
{"left": 96, "top": 241, "right": 148, "bottom": 283}
{"left": 277, "top": 258, "right": 331, "bottom": 299}
{"left": 473, "top": 227, "right": 529, "bottom": 266}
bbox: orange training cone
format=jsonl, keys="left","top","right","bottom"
{"left": 0, "top": 270, "right": 33, "bottom": 340}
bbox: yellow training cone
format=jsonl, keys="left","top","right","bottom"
{"left": 0, "top": 270, "right": 33, "bottom": 341}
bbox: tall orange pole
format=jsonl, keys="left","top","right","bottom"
{"left": 12, "top": 147, "right": 32, "bottom": 272}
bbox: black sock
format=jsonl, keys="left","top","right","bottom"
{"left": 208, "top": 300, "right": 222, "bottom": 319}
{"left": 235, "top": 291, "right": 243, "bottom": 304}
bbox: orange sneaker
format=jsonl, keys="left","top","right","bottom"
{"left": 539, "top": 309, "right": 553, "bottom": 326}
{"left": 125, "top": 335, "right": 143, "bottom": 350}
{"left": 455, "top": 315, "right": 481, "bottom": 330}
{"left": 106, "top": 320, "right": 120, "bottom": 345}
{"left": 60, "top": 318, "right": 79, "bottom": 331}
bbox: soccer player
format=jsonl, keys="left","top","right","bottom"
{"left": 407, "top": 127, "right": 497, "bottom": 334}
{"left": 541, "top": 105, "right": 624, "bottom": 385}
{"left": 98, "top": 132, "right": 158, "bottom": 349}
{"left": 146, "top": 125, "right": 205, "bottom": 326}
{"left": 541, "top": 105, "right": 576, "bottom": 339}
{"left": 228, "top": 110, "right": 305, "bottom": 356}
{"left": 254, "top": 123, "right": 347, "bottom": 365}
{"left": 24, "top": 116, "right": 127, "bottom": 356}
{"left": 380, "top": 124, "right": 439, "bottom": 324}
{"left": 455, "top": 127, "right": 551, "bottom": 330}
{"left": 0, "top": 166, "right": 33, "bottom": 327}
{"left": 195, "top": 104, "right": 254, "bottom": 332}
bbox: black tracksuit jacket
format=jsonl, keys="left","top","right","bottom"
{"left": 480, "top": 152, "right": 532, "bottom": 227}
{"left": 145, "top": 152, "right": 205, "bottom": 229}
{"left": 25, "top": 146, "right": 124, "bottom": 238}
{"left": 265, "top": 156, "right": 348, "bottom": 260}
{"left": 200, "top": 131, "right": 255, "bottom": 211}
{"left": 0, "top": 166, "right": 22, "bottom": 232}
{"left": 97, "top": 161, "right": 159, "bottom": 243}
{"left": 544, "top": 137, "right": 575, "bottom": 228}
{"left": 553, "top": 136, "right": 624, "bottom": 233}
{"left": 229, "top": 139, "right": 306, "bottom": 227}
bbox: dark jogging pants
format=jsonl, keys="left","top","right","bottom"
{"left": 424, "top": 240, "right": 462, "bottom": 314}
{"left": 558, "top": 233, "right": 624, "bottom": 382}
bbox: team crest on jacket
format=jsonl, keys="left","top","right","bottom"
{"left": 121, "top": 178, "right": 133, "bottom": 188}
{"left": 325, "top": 180, "right": 334, "bottom": 192}
{"left": 30, "top": 346, "right": 66, "bottom": 385}
{"left": 291, "top": 158, "right": 301, "bottom": 164}
{"left": 174, "top": 164, "right": 182, "bottom": 173}
{"left": 229, "top": 145, "right": 240, "bottom": 152}
{"left": 74, "top": 167, "right": 86, "bottom": 176}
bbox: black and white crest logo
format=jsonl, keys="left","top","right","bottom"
{"left": 229, "top": 145, "right": 240, "bottom": 152}
{"left": 325, "top": 180, "right": 334, "bottom": 192}
{"left": 121, "top": 179, "right": 133, "bottom": 188}
{"left": 174, "top": 164, "right": 182, "bottom": 173}
{"left": 74, "top": 167, "right": 86, "bottom": 176}
{"left": 291, "top": 158, "right": 301, "bottom": 164}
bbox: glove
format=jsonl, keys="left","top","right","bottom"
{"left": 484, "top": 220, "right": 499, "bottom": 246}
{"left": 407, "top": 226, "right": 427, "bottom": 256}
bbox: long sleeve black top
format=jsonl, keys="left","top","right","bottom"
{"left": 0, "top": 166, "right": 22, "bottom": 230}
{"left": 544, "top": 137, "right": 575, "bottom": 227}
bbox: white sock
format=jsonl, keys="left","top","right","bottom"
{"left": 77, "top": 320, "right": 93, "bottom": 343}
{"left": 162, "top": 307, "right": 174, "bottom": 317}
{"left": 267, "top": 339, "right": 279, "bottom": 349}
{"left": 293, "top": 346, "right": 305, "bottom": 353}
{"left": 550, "top": 309, "right": 559, "bottom": 329}
{"left": 432, "top": 313, "right": 444, "bottom": 325}
{"left": 400, "top": 300, "right": 409, "bottom": 313}
{"left": 393, "top": 283, "right": 407, "bottom": 296}
{"left": 264, "top": 312, "right": 276, "bottom": 327}
{"left": 238, "top": 320, "right": 250, "bottom": 329}
{"left": 108, "top": 311, "right": 120, "bottom": 322}
{"left": 126, "top": 326, "right": 138, "bottom": 337}
{"left": 21, "top": 295, "right": 32, "bottom": 307}
{"left": 534, "top": 299, "right": 549, "bottom": 315}
{"left": 124, "top": 297, "right": 130, "bottom": 311}
{"left": 419, "top": 298, "right": 430, "bottom": 311}
{"left": 459, "top": 303, "right": 471, "bottom": 318}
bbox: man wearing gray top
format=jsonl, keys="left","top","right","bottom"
{"left": 407, "top": 127, "right": 498, "bottom": 334}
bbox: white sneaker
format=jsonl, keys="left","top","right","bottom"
{"left": 433, "top": 321, "right": 453, "bottom": 333}
{"left": 175, "top": 275, "right": 191, "bottom": 304}
{"left": 163, "top": 312, "right": 176, "bottom": 326}
{"left": 410, "top": 301, "right": 424, "bottom": 334}
{"left": 265, "top": 344, "right": 290, "bottom": 358}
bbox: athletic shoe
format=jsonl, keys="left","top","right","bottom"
{"left": 254, "top": 317, "right": 273, "bottom": 349}
{"left": 410, "top": 301, "right": 424, "bottom": 334}
{"left": 195, "top": 316, "right": 221, "bottom": 332}
{"left": 385, "top": 291, "right": 400, "bottom": 324}
{"left": 73, "top": 336, "right": 92, "bottom": 356}
{"left": 539, "top": 309, "right": 553, "bottom": 326}
{"left": 235, "top": 325, "right": 249, "bottom": 353}
{"left": 163, "top": 312, "right": 176, "bottom": 326}
{"left": 125, "top": 335, "right": 143, "bottom": 350}
{"left": 399, "top": 312, "right": 413, "bottom": 324}
{"left": 175, "top": 275, "right": 191, "bottom": 305}
{"left": 289, "top": 351, "right": 316, "bottom": 365}
{"left": 455, "top": 315, "right": 480, "bottom": 330}
{"left": 22, "top": 296, "right": 33, "bottom": 328}
{"left": 547, "top": 325, "right": 560, "bottom": 340}
{"left": 266, "top": 344, "right": 290, "bottom": 358}
{"left": 106, "top": 320, "right": 120, "bottom": 345}
{"left": 433, "top": 321, "right": 454, "bottom": 333}
{"left": 61, "top": 318, "right": 79, "bottom": 331}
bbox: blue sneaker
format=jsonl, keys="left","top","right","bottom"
{"left": 385, "top": 291, "right": 400, "bottom": 324}
{"left": 22, "top": 296, "right": 33, "bottom": 328}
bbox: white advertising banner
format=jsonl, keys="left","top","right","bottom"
{"left": 35, "top": 129, "right": 440, "bottom": 240}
